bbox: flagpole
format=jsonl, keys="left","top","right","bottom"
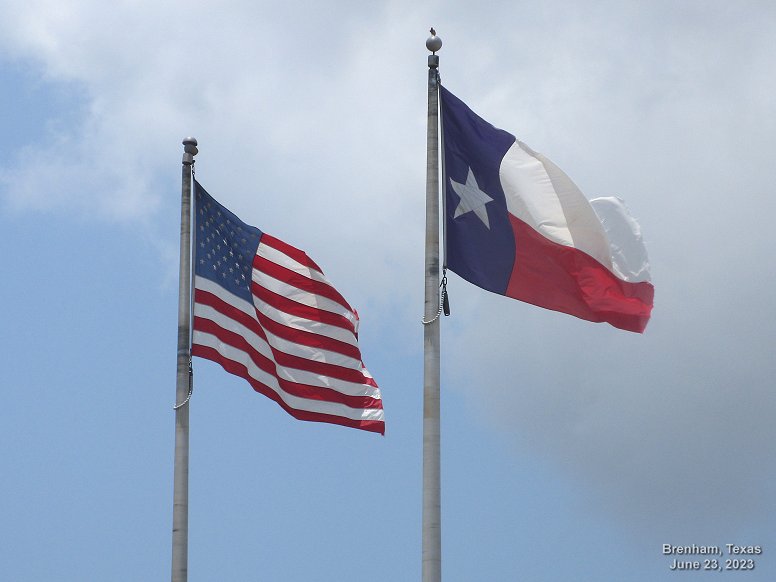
{"left": 422, "top": 30, "right": 442, "bottom": 582}
{"left": 172, "top": 137, "right": 197, "bottom": 582}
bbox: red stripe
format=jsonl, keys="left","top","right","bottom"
{"left": 252, "top": 281, "right": 357, "bottom": 335}
{"left": 242, "top": 310, "right": 377, "bottom": 384}
{"left": 194, "top": 288, "right": 266, "bottom": 339}
{"left": 260, "top": 233, "right": 323, "bottom": 272}
{"left": 256, "top": 311, "right": 361, "bottom": 362}
{"left": 506, "top": 214, "right": 653, "bottom": 332}
{"left": 194, "top": 290, "right": 376, "bottom": 385}
{"left": 254, "top": 254, "right": 353, "bottom": 313}
{"left": 194, "top": 289, "right": 377, "bottom": 387}
{"left": 196, "top": 286, "right": 367, "bottom": 378}
{"left": 193, "top": 317, "right": 382, "bottom": 408}
{"left": 254, "top": 306, "right": 363, "bottom": 362}
{"left": 265, "top": 334, "right": 378, "bottom": 387}
{"left": 193, "top": 344, "right": 384, "bottom": 434}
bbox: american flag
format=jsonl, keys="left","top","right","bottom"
{"left": 191, "top": 181, "right": 384, "bottom": 434}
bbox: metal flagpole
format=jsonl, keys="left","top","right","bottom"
{"left": 172, "top": 137, "right": 197, "bottom": 582}
{"left": 422, "top": 30, "right": 442, "bottom": 582}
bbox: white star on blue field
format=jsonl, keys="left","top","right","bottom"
{"left": 450, "top": 167, "right": 493, "bottom": 228}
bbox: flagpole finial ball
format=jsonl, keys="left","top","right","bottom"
{"left": 182, "top": 137, "right": 198, "bottom": 156}
{"left": 426, "top": 29, "right": 442, "bottom": 53}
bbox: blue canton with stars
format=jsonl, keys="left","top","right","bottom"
{"left": 194, "top": 181, "right": 263, "bottom": 304}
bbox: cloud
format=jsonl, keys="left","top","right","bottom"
{"left": 439, "top": 1, "right": 776, "bottom": 538}
{"left": 0, "top": 2, "right": 405, "bottom": 213}
{"left": 0, "top": 1, "right": 435, "bottom": 304}
{"left": 446, "top": 279, "right": 776, "bottom": 539}
{"left": 1, "top": 0, "right": 775, "bottom": 543}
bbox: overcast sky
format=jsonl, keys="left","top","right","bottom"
{"left": 1, "top": 1, "right": 775, "bottom": 580}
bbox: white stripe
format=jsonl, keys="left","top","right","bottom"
{"left": 260, "top": 320, "right": 362, "bottom": 368}
{"left": 253, "top": 292, "right": 359, "bottom": 348}
{"left": 193, "top": 327, "right": 380, "bottom": 401}
{"left": 499, "top": 140, "right": 614, "bottom": 270}
{"left": 193, "top": 283, "right": 370, "bottom": 386}
{"left": 193, "top": 330, "right": 384, "bottom": 421}
{"left": 195, "top": 275, "right": 256, "bottom": 315}
{"left": 257, "top": 241, "right": 327, "bottom": 284}
{"left": 193, "top": 277, "right": 379, "bottom": 396}
{"left": 196, "top": 275, "right": 356, "bottom": 349}
{"left": 257, "top": 240, "right": 359, "bottom": 326}
{"left": 253, "top": 267, "right": 358, "bottom": 327}
{"left": 195, "top": 300, "right": 364, "bottom": 373}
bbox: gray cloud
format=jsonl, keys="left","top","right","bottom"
{"left": 1, "top": 0, "right": 774, "bottom": 548}
{"left": 440, "top": 0, "right": 776, "bottom": 540}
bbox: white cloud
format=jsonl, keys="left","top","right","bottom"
{"left": 1, "top": 0, "right": 775, "bottom": 542}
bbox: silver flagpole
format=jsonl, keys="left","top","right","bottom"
{"left": 422, "top": 30, "right": 442, "bottom": 582}
{"left": 172, "top": 137, "right": 197, "bottom": 582}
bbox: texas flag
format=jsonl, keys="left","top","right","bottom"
{"left": 441, "top": 86, "right": 654, "bottom": 333}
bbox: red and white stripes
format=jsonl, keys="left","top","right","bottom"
{"left": 192, "top": 233, "right": 384, "bottom": 434}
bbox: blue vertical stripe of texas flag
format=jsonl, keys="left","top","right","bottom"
{"left": 441, "top": 86, "right": 518, "bottom": 296}
{"left": 194, "top": 180, "right": 263, "bottom": 305}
